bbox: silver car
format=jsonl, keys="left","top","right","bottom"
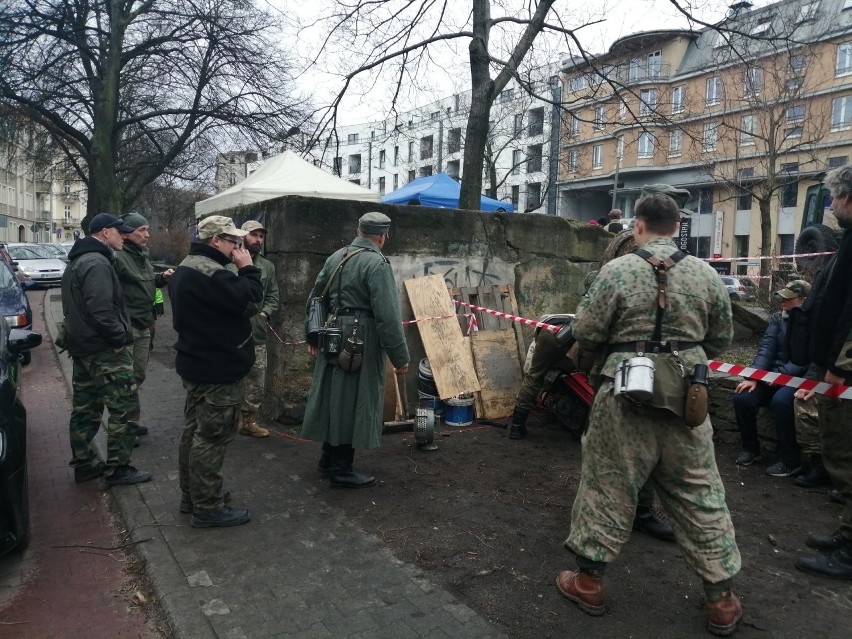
{"left": 720, "top": 276, "right": 757, "bottom": 301}
{"left": 6, "top": 244, "right": 66, "bottom": 287}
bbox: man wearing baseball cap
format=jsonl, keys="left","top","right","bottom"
{"left": 228, "top": 220, "right": 279, "bottom": 438}
{"left": 169, "top": 215, "right": 264, "bottom": 527}
{"left": 62, "top": 213, "right": 153, "bottom": 486}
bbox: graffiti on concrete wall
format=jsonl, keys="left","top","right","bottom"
{"left": 389, "top": 255, "right": 514, "bottom": 291}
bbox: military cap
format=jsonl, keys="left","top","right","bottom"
{"left": 359, "top": 211, "right": 392, "bottom": 235}
{"left": 774, "top": 279, "right": 811, "bottom": 299}
{"left": 197, "top": 215, "right": 248, "bottom": 240}
{"left": 640, "top": 183, "right": 692, "bottom": 209}
{"left": 241, "top": 220, "right": 267, "bottom": 233}
{"left": 122, "top": 212, "right": 149, "bottom": 230}
{"left": 90, "top": 213, "right": 134, "bottom": 234}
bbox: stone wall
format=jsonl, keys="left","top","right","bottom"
{"left": 222, "top": 195, "right": 611, "bottom": 422}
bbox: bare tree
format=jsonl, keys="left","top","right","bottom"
{"left": 0, "top": 0, "right": 309, "bottom": 230}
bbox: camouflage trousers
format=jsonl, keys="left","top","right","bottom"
{"left": 516, "top": 329, "right": 573, "bottom": 411}
{"left": 69, "top": 348, "right": 136, "bottom": 472}
{"left": 794, "top": 397, "right": 821, "bottom": 455}
{"left": 817, "top": 395, "right": 852, "bottom": 539}
{"left": 241, "top": 343, "right": 267, "bottom": 415}
{"left": 179, "top": 379, "right": 243, "bottom": 514}
{"left": 126, "top": 325, "right": 152, "bottom": 434}
{"left": 566, "top": 380, "right": 741, "bottom": 584}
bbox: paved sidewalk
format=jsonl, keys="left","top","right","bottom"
{"left": 45, "top": 292, "right": 504, "bottom": 639}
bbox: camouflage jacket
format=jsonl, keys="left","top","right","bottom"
{"left": 573, "top": 237, "right": 733, "bottom": 379}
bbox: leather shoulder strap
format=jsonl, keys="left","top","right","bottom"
{"left": 633, "top": 249, "right": 687, "bottom": 342}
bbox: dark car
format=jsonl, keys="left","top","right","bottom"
{"left": 0, "top": 262, "right": 33, "bottom": 365}
{"left": 0, "top": 323, "right": 42, "bottom": 557}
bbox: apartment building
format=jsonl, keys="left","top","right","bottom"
{"left": 558, "top": 0, "right": 852, "bottom": 273}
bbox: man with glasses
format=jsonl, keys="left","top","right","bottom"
{"left": 62, "top": 213, "right": 153, "bottom": 486}
{"left": 169, "top": 215, "right": 264, "bottom": 528}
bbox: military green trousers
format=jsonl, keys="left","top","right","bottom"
{"left": 241, "top": 343, "right": 267, "bottom": 415}
{"left": 69, "top": 348, "right": 136, "bottom": 472}
{"left": 566, "top": 380, "right": 741, "bottom": 584}
{"left": 126, "top": 325, "right": 152, "bottom": 434}
{"left": 179, "top": 380, "right": 242, "bottom": 513}
{"left": 794, "top": 397, "right": 821, "bottom": 455}
{"left": 817, "top": 394, "right": 852, "bottom": 539}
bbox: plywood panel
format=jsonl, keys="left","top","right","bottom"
{"left": 470, "top": 328, "right": 523, "bottom": 419}
{"left": 405, "top": 274, "right": 480, "bottom": 399}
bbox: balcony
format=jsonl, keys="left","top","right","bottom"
{"left": 614, "top": 61, "right": 671, "bottom": 85}
{"left": 37, "top": 211, "right": 52, "bottom": 221}
{"left": 62, "top": 191, "right": 80, "bottom": 201}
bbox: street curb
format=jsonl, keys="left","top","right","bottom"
{"left": 44, "top": 291, "right": 215, "bottom": 639}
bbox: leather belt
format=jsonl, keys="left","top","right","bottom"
{"left": 608, "top": 340, "right": 697, "bottom": 354}
{"left": 336, "top": 308, "right": 374, "bottom": 318}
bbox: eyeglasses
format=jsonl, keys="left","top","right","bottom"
{"left": 217, "top": 236, "right": 241, "bottom": 247}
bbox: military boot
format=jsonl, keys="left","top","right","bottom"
{"left": 796, "top": 541, "right": 852, "bottom": 580}
{"left": 238, "top": 413, "right": 269, "bottom": 438}
{"left": 633, "top": 505, "right": 675, "bottom": 541}
{"left": 329, "top": 445, "right": 376, "bottom": 488}
{"left": 509, "top": 406, "right": 530, "bottom": 440}
{"left": 555, "top": 570, "right": 605, "bottom": 616}
{"left": 705, "top": 591, "right": 742, "bottom": 636}
{"left": 317, "top": 441, "right": 333, "bottom": 474}
{"left": 794, "top": 454, "right": 831, "bottom": 488}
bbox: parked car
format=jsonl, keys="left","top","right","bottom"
{"left": 0, "top": 262, "right": 33, "bottom": 365}
{"left": 0, "top": 323, "right": 42, "bottom": 557}
{"left": 6, "top": 244, "right": 66, "bottom": 287}
{"left": 721, "top": 276, "right": 757, "bottom": 301}
{"left": 38, "top": 243, "right": 70, "bottom": 263}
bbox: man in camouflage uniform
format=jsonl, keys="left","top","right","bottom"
{"left": 795, "top": 163, "right": 852, "bottom": 579}
{"left": 113, "top": 213, "right": 173, "bottom": 441}
{"left": 62, "top": 213, "right": 153, "bottom": 486}
{"left": 228, "top": 220, "right": 279, "bottom": 438}
{"left": 556, "top": 193, "right": 743, "bottom": 636}
{"left": 170, "top": 216, "right": 264, "bottom": 528}
{"left": 302, "top": 212, "right": 409, "bottom": 488}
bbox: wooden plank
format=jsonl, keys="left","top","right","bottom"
{"left": 501, "top": 284, "right": 527, "bottom": 363}
{"left": 469, "top": 328, "right": 523, "bottom": 419}
{"left": 405, "top": 275, "right": 481, "bottom": 399}
{"left": 383, "top": 362, "right": 399, "bottom": 422}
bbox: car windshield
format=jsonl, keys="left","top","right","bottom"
{"left": 0, "top": 264, "right": 18, "bottom": 289}
{"left": 9, "top": 245, "right": 53, "bottom": 260}
{"left": 721, "top": 277, "right": 735, "bottom": 285}
{"left": 39, "top": 244, "right": 65, "bottom": 257}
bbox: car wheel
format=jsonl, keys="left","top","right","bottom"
{"left": 21, "top": 351, "right": 31, "bottom": 366}
{"left": 795, "top": 224, "right": 840, "bottom": 274}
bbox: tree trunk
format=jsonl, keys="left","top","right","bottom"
{"left": 758, "top": 195, "right": 773, "bottom": 293}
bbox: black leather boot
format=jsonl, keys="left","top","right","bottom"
{"left": 794, "top": 454, "right": 831, "bottom": 488}
{"left": 317, "top": 441, "right": 332, "bottom": 474}
{"left": 796, "top": 541, "right": 852, "bottom": 580}
{"left": 633, "top": 506, "right": 675, "bottom": 542}
{"left": 509, "top": 406, "right": 530, "bottom": 440}
{"left": 329, "top": 445, "right": 376, "bottom": 488}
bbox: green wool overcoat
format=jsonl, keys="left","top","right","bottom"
{"left": 301, "top": 236, "right": 409, "bottom": 449}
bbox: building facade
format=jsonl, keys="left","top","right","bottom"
{"left": 558, "top": 0, "right": 852, "bottom": 273}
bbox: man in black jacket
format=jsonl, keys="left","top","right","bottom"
{"left": 170, "top": 215, "right": 264, "bottom": 528}
{"left": 796, "top": 164, "right": 852, "bottom": 580}
{"left": 62, "top": 213, "right": 153, "bottom": 486}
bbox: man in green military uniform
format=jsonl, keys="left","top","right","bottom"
{"left": 113, "top": 213, "right": 173, "bottom": 441}
{"left": 228, "top": 220, "right": 279, "bottom": 438}
{"left": 556, "top": 193, "right": 743, "bottom": 636}
{"left": 302, "top": 212, "right": 409, "bottom": 488}
{"left": 62, "top": 213, "right": 153, "bottom": 486}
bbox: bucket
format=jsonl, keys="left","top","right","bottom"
{"left": 417, "top": 390, "right": 444, "bottom": 416}
{"left": 444, "top": 396, "right": 475, "bottom": 427}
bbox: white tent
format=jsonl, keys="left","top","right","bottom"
{"left": 194, "top": 151, "right": 381, "bottom": 217}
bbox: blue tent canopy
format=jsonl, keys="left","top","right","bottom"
{"left": 380, "top": 173, "right": 514, "bottom": 212}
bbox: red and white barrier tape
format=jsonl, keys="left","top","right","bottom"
{"left": 702, "top": 250, "right": 834, "bottom": 263}
{"left": 402, "top": 312, "right": 479, "bottom": 335}
{"left": 709, "top": 361, "right": 852, "bottom": 400}
{"left": 452, "top": 299, "right": 570, "bottom": 333}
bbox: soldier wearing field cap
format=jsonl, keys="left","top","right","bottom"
{"left": 228, "top": 220, "right": 279, "bottom": 438}
{"left": 302, "top": 211, "right": 409, "bottom": 488}
{"left": 170, "top": 215, "right": 264, "bottom": 527}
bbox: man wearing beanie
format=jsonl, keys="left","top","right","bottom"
{"left": 114, "top": 212, "right": 174, "bottom": 442}
{"left": 61, "top": 213, "right": 153, "bottom": 486}
{"left": 302, "top": 212, "right": 409, "bottom": 488}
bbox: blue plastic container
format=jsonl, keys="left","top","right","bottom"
{"left": 444, "top": 396, "right": 474, "bottom": 427}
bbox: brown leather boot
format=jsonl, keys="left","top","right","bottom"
{"left": 555, "top": 570, "right": 605, "bottom": 616}
{"left": 705, "top": 591, "right": 742, "bottom": 636}
{"left": 238, "top": 414, "right": 269, "bottom": 438}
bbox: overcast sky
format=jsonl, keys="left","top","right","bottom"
{"left": 265, "top": 0, "right": 776, "bottom": 126}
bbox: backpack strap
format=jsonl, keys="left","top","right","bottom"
{"left": 634, "top": 249, "right": 687, "bottom": 344}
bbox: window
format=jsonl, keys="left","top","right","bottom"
{"left": 528, "top": 107, "right": 545, "bottom": 136}
{"left": 594, "top": 106, "right": 605, "bottom": 130}
{"left": 787, "top": 76, "right": 804, "bottom": 92}
{"left": 697, "top": 188, "right": 714, "bottom": 214}
{"left": 672, "top": 85, "right": 686, "bottom": 114}
{"left": 592, "top": 145, "right": 603, "bottom": 168}
{"left": 568, "top": 149, "right": 579, "bottom": 173}
{"left": 446, "top": 160, "right": 460, "bottom": 178}
{"left": 628, "top": 57, "right": 642, "bottom": 81}
{"left": 744, "top": 67, "right": 762, "bottom": 97}
{"left": 837, "top": 43, "right": 852, "bottom": 75}
{"left": 511, "top": 185, "right": 519, "bottom": 207}
{"left": 378, "top": 176, "right": 386, "bottom": 194}
{"left": 378, "top": 149, "right": 386, "bottom": 169}
{"left": 703, "top": 122, "right": 718, "bottom": 151}
{"left": 737, "top": 188, "right": 752, "bottom": 210}
{"left": 638, "top": 132, "right": 655, "bottom": 158}
{"left": 499, "top": 89, "right": 514, "bottom": 103}
{"left": 828, "top": 156, "right": 848, "bottom": 168}
{"left": 568, "top": 75, "right": 589, "bottom": 91}
{"left": 393, "top": 145, "right": 399, "bottom": 165}
{"left": 616, "top": 135, "right": 624, "bottom": 159}
{"left": 706, "top": 76, "right": 723, "bottom": 105}
{"left": 569, "top": 112, "right": 580, "bottom": 137}
{"left": 527, "top": 144, "right": 543, "bottom": 172}
{"left": 832, "top": 95, "right": 852, "bottom": 130}
{"left": 740, "top": 115, "right": 755, "bottom": 146}
{"left": 750, "top": 16, "right": 771, "bottom": 35}
{"left": 527, "top": 182, "right": 542, "bottom": 209}
{"left": 781, "top": 163, "right": 798, "bottom": 207}
{"left": 785, "top": 125, "right": 803, "bottom": 139}
{"left": 639, "top": 88, "right": 657, "bottom": 115}
{"left": 512, "top": 149, "right": 522, "bottom": 174}
{"left": 349, "top": 179, "right": 361, "bottom": 185}
{"left": 430, "top": 111, "right": 440, "bottom": 121}
{"left": 333, "top": 157, "right": 342, "bottom": 176}
{"left": 618, "top": 100, "right": 627, "bottom": 120}
{"left": 408, "top": 141, "right": 415, "bottom": 161}
{"left": 348, "top": 154, "right": 361, "bottom": 174}
{"left": 789, "top": 54, "right": 807, "bottom": 74}
{"left": 514, "top": 114, "right": 523, "bottom": 134}
{"left": 786, "top": 105, "right": 805, "bottom": 122}
{"left": 347, "top": 133, "right": 359, "bottom": 144}
{"left": 419, "top": 165, "right": 433, "bottom": 177}
{"left": 778, "top": 234, "right": 795, "bottom": 255}
{"left": 448, "top": 128, "right": 461, "bottom": 154}
{"left": 393, "top": 174, "right": 398, "bottom": 190}
{"left": 408, "top": 170, "right": 416, "bottom": 182}
{"left": 64, "top": 204, "right": 72, "bottom": 221}
{"left": 669, "top": 129, "right": 683, "bottom": 156}
{"left": 647, "top": 51, "right": 662, "bottom": 78}
{"left": 687, "top": 236, "right": 711, "bottom": 258}
{"left": 420, "top": 135, "right": 434, "bottom": 160}
{"left": 738, "top": 167, "right": 754, "bottom": 181}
